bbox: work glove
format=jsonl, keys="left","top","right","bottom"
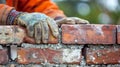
{"left": 55, "top": 17, "right": 89, "bottom": 26}
{"left": 15, "top": 13, "right": 59, "bottom": 43}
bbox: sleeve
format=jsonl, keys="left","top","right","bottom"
{"left": 0, "top": 4, "right": 14, "bottom": 25}
{"left": 7, "top": 0, "right": 66, "bottom": 19}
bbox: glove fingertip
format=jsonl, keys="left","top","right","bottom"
{"left": 35, "top": 39, "right": 41, "bottom": 44}
{"left": 42, "top": 40, "right": 48, "bottom": 43}
{"left": 53, "top": 31, "right": 59, "bottom": 38}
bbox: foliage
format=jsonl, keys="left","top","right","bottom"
{"left": 54, "top": 0, "right": 120, "bottom": 24}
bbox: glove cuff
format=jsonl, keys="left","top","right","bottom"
{"left": 7, "top": 9, "right": 21, "bottom": 25}
{"left": 0, "top": 5, "right": 14, "bottom": 25}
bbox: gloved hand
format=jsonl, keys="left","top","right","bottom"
{"left": 55, "top": 17, "right": 89, "bottom": 26}
{"left": 15, "top": 13, "right": 59, "bottom": 43}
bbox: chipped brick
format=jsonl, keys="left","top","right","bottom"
{"left": 0, "top": 26, "right": 25, "bottom": 44}
{"left": 0, "top": 26, "right": 58, "bottom": 44}
{"left": 62, "top": 24, "right": 116, "bottom": 44}
{"left": 86, "top": 46, "right": 120, "bottom": 64}
{"left": 17, "top": 48, "right": 81, "bottom": 64}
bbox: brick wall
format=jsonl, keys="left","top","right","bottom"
{"left": 0, "top": 24, "right": 120, "bottom": 67}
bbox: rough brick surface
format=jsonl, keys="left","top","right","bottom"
{"left": 17, "top": 48, "right": 81, "bottom": 64}
{"left": 0, "top": 26, "right": 25, "bottom": 44}
{"left": 62, "top": 24, "right": 116, "bottom": 44}
{"left": 0, "top": 26, "right": 58, "bottom": 44}
{"left": 86, "top": 46, "right": 120, "bottom": 64}
{"left": 0, "top": 49, "right": 8, "bottom": 64}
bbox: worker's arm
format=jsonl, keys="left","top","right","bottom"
{"left": 6, "top": 0, "right": 66, "bottom": 19}
{"left": 0, "top": 4, "right": 14, "bottom": 24}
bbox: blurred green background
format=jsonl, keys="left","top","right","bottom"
{"left": 52, "top": 0, "right": 120, "bottom": 24}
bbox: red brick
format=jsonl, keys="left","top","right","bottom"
{"left": 86, "top": 46, "right": 120, "bottom": 64}
{"left": 62, "top": 24, "right": 116, "bottom": 44}
{"left": 117, "top": 25, "right": 120, "bottom": 44}
{"left": 17, "top": 48, "right": 81, "bottom": 64}
{"left": 0, "top": 49, "right": 8, "bottom": 64}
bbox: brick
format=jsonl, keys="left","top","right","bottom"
{"left": 17, "top": 48, "right": 81, "bottom": 64}
{"left": 0, "top": 26, "right": 58, "bottom": 44}
{"left": 86, "top": 46, "right": 120, "bottom": 64}
{"left": 62, "top": 24, "right": 116, "bottom": 44}
{"left": 117, "top": 25, "right": 120, "bottom": 44}
{"left": 0, "top": 26, "right": 25, "bottom": 44}
{"left": 0, "top": 49, "right": 8, "bottom": 64}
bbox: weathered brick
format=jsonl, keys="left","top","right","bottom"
{"left": 0, "top": 26, "right": 25, "bottom": 44}
{"left": 17, "top": 48, "right": 81, "bottom": 64}
{"left": 86, "top": 46, "right": 120, "bottom": 64}
{"left": 117, "top": 25, "right": 120, "bottom": 44}
{"left": 62, "top": 24, "right": 116, "bottom": 44}
{"left": 0, "top": 26, "right": 58, "bottom": 44}
{"left": 0, "top": 49, "right": 8, "bottom": 64}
